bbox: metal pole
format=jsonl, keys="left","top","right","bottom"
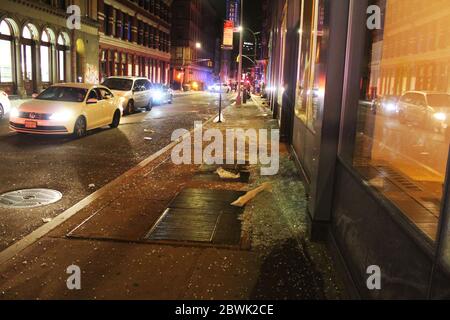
{"left": 236, "top": 0, "right": 244, "bottom": 106}
{"left": 218, "top": 79, "right": 222, "bottom": 123}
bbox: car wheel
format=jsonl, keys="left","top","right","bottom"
{"left": 146, "top": 99, "right": 153, "bottom": 111}
{"left": 73, "top": 116, "right": 87, "bottom": 139}
{"left": 110, "top": 110, "right": 121, "bottom": 128}
{"left": 126, "top": 100, "right": 135, "bottom": 115}
{"left": 0, "top": 104, "right": 4, "bottom": 120}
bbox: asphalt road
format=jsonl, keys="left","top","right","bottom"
{"left": 0, "top": 92, "right": 231, "bottom": 251}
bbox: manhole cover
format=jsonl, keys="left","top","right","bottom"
{"left": 0, "top": 189, "right": 62, "bottom": 208}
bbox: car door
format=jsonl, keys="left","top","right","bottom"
{"left": 143, "top": 80, "right": 152, "bottom": 105}
{"left": 85, "top": 89, "right": 103, "bottom": 129}
{"left": 132, "top": 80, "right": 144, "bottom": 108}
{"left": 400, "top": 93, "right": 414, "bottom": 121}
{"left": 410, "top": 93, "right": 426, "bottom": 123}
{"left": 98, "top": 88, "right": 115, "bottom": 124}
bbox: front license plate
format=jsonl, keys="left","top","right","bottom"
{"left": 25, "top": 120, "right": 37, "bottom": 129}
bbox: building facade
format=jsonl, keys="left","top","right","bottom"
{"left": 98, "top": 0, "right": 172, "bottom": 84}
{"left": 264, "top": 0, "right": 450, "bottom": 298}
{"left": 0, "top": 0, "right": 99, "bottom": 97}
{"left": 170, "top": 0, "right": 219, "bottom": 90}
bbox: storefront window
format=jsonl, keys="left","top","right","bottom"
{"left": 351, "top": 0, "right": 450, "bottom": 241}
{"left": 0, "top": 20, "right": 13, "bottom": 83}
{"left": 294, "top": 0, "right": 325, "bottom": 132}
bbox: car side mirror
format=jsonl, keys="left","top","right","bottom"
{"left": 86, "top": 98, "right": 98, "bottom": 104}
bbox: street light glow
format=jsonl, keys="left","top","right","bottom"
{"left": 195, "top": 42, "right": 202, "bottom": 49}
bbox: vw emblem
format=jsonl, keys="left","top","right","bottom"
{"left": 29, "top": 112, "right": 36, "bottom": 119}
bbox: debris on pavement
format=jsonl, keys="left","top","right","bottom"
{"left": 88, "top": 183, "right": 96, "bottom": 190}
{"left": 231, "top": 182, "right": 272, "bottom": 207}
{"left": 144, "top": 137, "right": 153, "bottom": 141}
{"left": 41, "top": 218, "right": 52, "bottom": 223}
{"left": 215, "top": 167, "right": 240, "bottom": 180}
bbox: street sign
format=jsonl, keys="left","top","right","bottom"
{"left": 223, "top": 20, "right": 234, "bottom": 50}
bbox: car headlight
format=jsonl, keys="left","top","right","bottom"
{"left": 384, "top": 103, "right": 397, "bottom": 112}
{"left": 433, "top": 112, "right": 447, "bottom": 121}
{"left": 9, "top": 108, "right": 19, "bottom": 118}
{"left": 153, "top": 90, "right": 163, "bottom": 100}
{"left": 49, "top": 109, "right": 74, "bottom": 121}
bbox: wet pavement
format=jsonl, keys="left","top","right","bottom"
{"left": 0, "top": 96, "right": 345, "bottom": 300}
{"left": 0, "top": 92, "right": 230, "bottom": 250}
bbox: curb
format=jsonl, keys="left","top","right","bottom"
{"left": 0, "top": 102, "right": 230, "bottom": 265}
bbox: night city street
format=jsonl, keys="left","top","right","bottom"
{"left": 0, "top": 92, "right": 226, "bottom": 251}
{"left": 1, "top": 0, "right": 450, "bottom": 313}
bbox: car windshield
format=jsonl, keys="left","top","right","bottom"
{"left": 102, "top": 78, "right": 133, "bottom": 91}
{"left": 36, "top": 87, "right": 88, "bottom": 103}
{"left": 427, "top": 94, "right": 450, "bottom": 108}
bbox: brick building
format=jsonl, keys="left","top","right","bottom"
{"left": 98, "top": 0, "right": 172, "bottom": 84}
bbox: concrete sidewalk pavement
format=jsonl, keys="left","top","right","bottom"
{"left": 0, "top": 97, "right": 345, "bottom": 300}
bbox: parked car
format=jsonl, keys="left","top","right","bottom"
{"left": 398, "top": 91, "right": 450, "bottom": 134}
{"left": 0, "top": 90, "right": 11, "bottom": 119}
{"left": 208, "top": 83, "right": 231, "bottom": 93}
{"left": 9, "top": 83, "right": 123, "bottom": 138}
{"left": 102, "top": 76, "right": 154, "bottom": 115}
{"left": 151, "top": 83, "right": 173, "bottom": 105}
{"left": 371, "top": 95, "right": 399, "bottom": 116}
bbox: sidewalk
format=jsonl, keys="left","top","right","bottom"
{"left": 0, "top": 97, "right": 345, "bottom": 300}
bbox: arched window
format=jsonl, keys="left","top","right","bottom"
{"left": 40, "top": 29, "right": 52, "bottom": 83}
{"left": 21, "top": 24, "right": 36, "bottom": 85}
{"left": 0, "top": 20, "right": 14, "bottom": 83}
{"left": 57, "top": 33, "right": 69, "bottom": 82}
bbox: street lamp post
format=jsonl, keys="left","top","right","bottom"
{"left": 236, "top": 0, "right": 244, "bottom": 106}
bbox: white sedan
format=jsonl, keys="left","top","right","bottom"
{"left": 0, "top": 90, "right": 11, "bottom": 119}
{"left": 208, "top": 83, "right": 231, "bottom": 93}
{"left": 9, "top": 83, "right": 124, "bottom": 138}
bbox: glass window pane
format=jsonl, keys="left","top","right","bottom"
{"left": 40, "top": 46, "right": 49, "bottom": 82}
{"left": 0, "top": 20, "right": 11, "bottom": 36}
{"left": 22, "top": 26, "right": 32, "bottom": 39}
{"left": 351, "top": 0, "right": 450, "bottom": 241}
{"left": 58, "top": 50, "right": 65, "bottom": 81}
{"left": 294, "top": 0, "right": 325, "bottom": 132}
{"left": 41, "top": 31, "right": 49, "bottom": 43}
{"left": 0, "top": 39, "right": 13, "bottom": 82}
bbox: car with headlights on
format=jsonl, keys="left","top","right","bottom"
{"left": 9, "top": 83, "right": 123, "bottom": 138}
{"left": 371, "top": 95, "right": 399, "bottom": 116}
{"left": 208, "top": 83, "right": 231, "bottom": 93}
{"left": 151, "top": 83, "right": 173, "bottom": 105}
{"left": 0, "top": 90, "right": 11, "bottom": 119}
{"left": 102, "top": 76, "right": 154, "bottom": 115}
{"left": 398, "top": 91, "right": 450, "bottom": 135}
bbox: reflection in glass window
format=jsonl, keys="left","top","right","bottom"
{"left": 295, "top": 0, "right": 325, "bottom": 132}
{"left": 352, "top": 0, "right": 450, "bottom": 240}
